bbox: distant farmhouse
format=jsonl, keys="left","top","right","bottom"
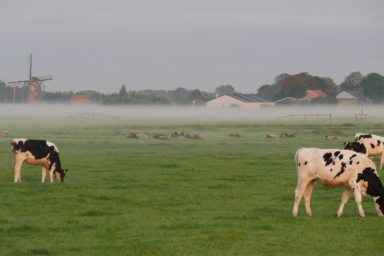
{"left": 336, "top": 91, "right": 371, "bottom": 106}
{"left": 206, "top": 93, "right": 275, "bottom": 108}
{"left": 69, "top": 95, "right": 92, "bottom": 105}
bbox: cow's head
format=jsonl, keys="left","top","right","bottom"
{"left": 54, "top": 169, "right": 68, "bottom": 182}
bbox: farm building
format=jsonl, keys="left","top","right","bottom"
{"left": 336, "top": 91, "right": 357, "bottom": 106}
{"left": 206, "top": 94, "right": 275, "bottom": 108}
{"left": 304, "top": 90, "right": 327, "bottom": 99}
{"left": 336, "top": 91, "right": 371, "bottom": 106}
{"left": 69, "top": 95, "right": 92, "bottom": 105}
{"left": 275, "top": 97, "right": 311, "bottom": 106}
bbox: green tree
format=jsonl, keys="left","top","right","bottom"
{"left": 361, "top": 73, "right": 384, "bottom": 103}
{"left": 215, "top": 85, "right": 235, "bottom": 95}
{"left": 340, "top": 71, "right": 363, "bottom": 94}
{"left": 322, "top": 77, "right": 337, "bottom": 93}
{"left": 188, "top": 89, "right": 203, "bottom": 101}
{"left": 288, "top": 81, "right": 307, "bottom": 98}
{"left": 273, "top": 89, "right": 288, "bottom": 101}
{"left": 119, "top": 85, "right": 127, "bottom": 97}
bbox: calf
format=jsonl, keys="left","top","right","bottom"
{"left": 354, "top": 133, "right": 380, "bottom": 141}
{"left": 344, "top": 138, "right": 384, "bottom": 170}
{"left": 293, "top": 148, "right": 384, "bottom": 217}
{"left": 11, "top": 139, "right": 68, "bottom": 183}
{"left": 325, "top": 136, "right": 341, "bottom": 141}
{"left": 265, "top": 135, "right": 277, "bottom": 139}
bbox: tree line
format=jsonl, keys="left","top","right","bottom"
{"left": 1, "top": 71, "right": 383, "bottom": 105}
{"left": 257, "top": 71, "right": 384, "bottom": 104}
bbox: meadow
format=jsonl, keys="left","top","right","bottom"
{"left": 1, "top": 116, "right": 384, "bottom": 255}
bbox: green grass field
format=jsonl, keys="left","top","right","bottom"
{"left": 1, "top": 116, "right": 384, "bottom": 255}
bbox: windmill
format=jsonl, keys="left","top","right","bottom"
{"left": 8, "top": 54, "right": 52, "bottom": 104}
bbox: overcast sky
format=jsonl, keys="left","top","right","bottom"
{"left": 1, "top": 0, "right": 383, "bottom": 93}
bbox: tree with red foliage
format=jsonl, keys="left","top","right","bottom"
{"left": 281, "top": 73, "right": 318, "bottom": 91}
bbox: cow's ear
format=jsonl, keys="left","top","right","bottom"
{"left": 64, "top": 169, "right": 68, "bottom": 173}
{"left": 343, "top": 142, "right": 347, "bottom": 146}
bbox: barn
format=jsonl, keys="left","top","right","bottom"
{"left": 206, "top": 94, "right": 275, "bottom": 108}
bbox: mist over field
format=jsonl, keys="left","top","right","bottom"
{"left": 0, "top": 105, "right": 383, "bottom": 122}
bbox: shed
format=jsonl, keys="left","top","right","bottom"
{"left": 206, "top": 94, "right": 275, "bottom": 108}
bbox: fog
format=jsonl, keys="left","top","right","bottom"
{"left": 1, "top": 105, "right": 383, "bottom": 122}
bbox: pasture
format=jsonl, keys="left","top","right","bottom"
{"left": 1, "top": 116, "right": 384, "bottom": 255}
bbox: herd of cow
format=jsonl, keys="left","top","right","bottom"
{"left": 3, "top": 128, "right": 384, "bottom": 218}
{"left": 294, "top": 133, "right": 384, "bottom": 218}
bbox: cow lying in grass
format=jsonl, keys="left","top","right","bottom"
{"left": 11, "top": 139, "right": 68, "bottom": 183}
{"left": 344, "top": 138, "right": 384, "bottom": 170}
{"left": 0, "top": 131, "right": 9, "bottom": 137}
{"left": 153, "top": 134, "right": 167, "bottom": 139}
{"left": 279, "top": 133, "right": 295, "bottom": 138}
{"left": 293, "top": 148, "right": 384, "bottom": 217}
{"left": 325, "top": 136, "right": 341, "bottom": 141}
{"left": 227, "top": 133, "right": 241, "bottom": 137}
{"left": 127, "top": 133, "right": 147, "bottom": 139}
{"left": 185, "top": 134, "right": 203, "bottom": 140}
{"left": 265, "top": 135, "right": 277, "bottom": 139}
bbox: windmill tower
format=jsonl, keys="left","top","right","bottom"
{"left": 8, "top": 54, "right": 52, "bottom": 104}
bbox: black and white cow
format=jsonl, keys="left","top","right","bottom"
{"left": 344, "top": 138, "right": 384, "bottom": 170}
{"left": 11, "top": 139, "right": 68, "bottom": 183}
{"left": 293, "top": 148, "right": 384, "bottom": 217}
{"left": 354, "top": 133, "right": 380, "bottom": 141}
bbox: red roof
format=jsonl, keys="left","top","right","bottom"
{"left": 307, "top": 90, "right": 327, "bottom": 97}
{"left": 69, "top": 95, "right": 92, "bottom": 104}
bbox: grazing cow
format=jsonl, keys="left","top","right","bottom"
{"left": 344, "top": 138, "right": 384, "bottom": 170}
{"left": 227, "top": 133, "right": 241, "bottom": 137}
{"left": 0, "top": 131, "right": 9, "bottom": 137}
{"left": 265, "top": 135, "right": 277, "bottom": 139}
{"left": 153, "top": 134, "right": 168, "bottom": 139}
{"left": 11, "top": 139, "right": 68, "bottom": 183}
{"left": 325, "top": 136, "right": 341, "bottom": 141}
{"left": 279, "top": 133, "right": 295, "bottom": 138}
{"left": 354, "top": 133, "right": 380, "bottom": 141}
{"left": 293, "top": 148, "right": 384, "bottom": 217}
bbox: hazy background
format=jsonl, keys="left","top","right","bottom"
{"left": 1, "top": 0, "right": 383, "bottom": 94}
{"left": 0, "top": 105, "right": 383, "bottom": 121}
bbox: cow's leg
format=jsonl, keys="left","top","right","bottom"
{"left": 42, "top": 166, "right": 47, "bottom": 183}
{"left": 14, "top": 157, "right": 25, "bottom": 182}
{"left": 49, "top": 163, "right": 56, "bottom": 183}
{"left": 293, "top": 178, "right": 312, "bottom": 216}
{"left": 351, "top": 185, "right": 365, "bottom": 217}
{"left": 303, "top": 181, "right": 315, "bottom": 216}
{"left": 12, "top": 149, "right": 15, "bottom": 171}
{"left": 380, "top": 153, "right": 383, "bottom": 171}
{"left": 337, "top": 187, "right": 352, "bottom": 217}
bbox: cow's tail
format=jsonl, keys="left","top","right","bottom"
{"left": 294, "top": 149, "right": 302, "bottom": 170}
